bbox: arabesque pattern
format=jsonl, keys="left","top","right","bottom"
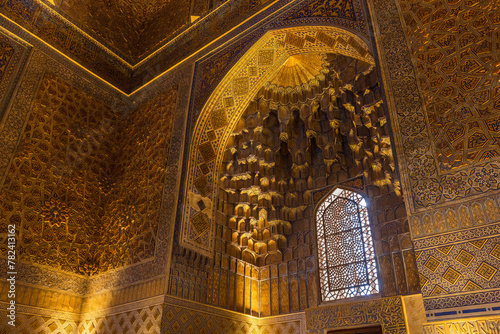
{"left": 400, "top": 0, "right": 500, "bottom": 171}
{"left": 0, "top": 73, "right": 177, "bottom": 276}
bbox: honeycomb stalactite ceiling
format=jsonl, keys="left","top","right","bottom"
{"left": 268, "top": 53, "right": 328, "bottom": 88}
{"left": 217, "top": 52, "right": 398, "bottom": 266}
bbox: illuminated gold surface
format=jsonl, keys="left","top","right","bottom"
{"left": 0, "top": 73, "right": 177, "bottom": 276}
{"left": 38, "top": 0, "right": 191, "bottom": 60}
{"left": 269, "top": 53, "right": 326, "bottom": 88}
{"left": 422, "top": 315, "right": 500, "bottom": 333}
{"left": 1, "top": 0, "right": 500, "bottom": 331}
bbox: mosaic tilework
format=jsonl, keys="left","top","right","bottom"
{"left": 132, "top": 0, "right": 368, "bottom": 90}
{"left": 414, "top": 223, "right": 500, "bottom": 310}
{"left": 306, "top": 296, "right": 407, "bottom": 334}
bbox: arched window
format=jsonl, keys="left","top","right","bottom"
{"left": 316, "top": 188, "right": 379, "bottom": 301}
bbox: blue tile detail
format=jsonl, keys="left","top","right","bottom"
{"left": 462, "top": 308, "right": 486, "bottom": 314}
{"left": 434, "top": 311, "right": 458, "bottom": 317}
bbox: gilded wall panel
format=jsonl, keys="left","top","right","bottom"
{"left": 423, "top": 316, "right": 500, "bottom": 334}
{"left": 84, "top": 61, "right": 193, "bottom": 294}
{"left": 412, "top": 222, "right": 500, "bottom": 311}
{"left": 0, "top": 281, "right": 83, "bottom": 314}
{"left": 0, "top": 49, "right": 46, "bottom": 185}
{"left": 169, "top": 242, "right": 319, "bottom": 316}
{"left": 79, "top": 304, "right": 163, "bottom": 334}
{"left": 409, "top": 195, "right": 500, "bottom": 238}
{"left": 0, "top": 46, "right": 128, "bottom": 294}
{"left": 0, "top": 40, "right": 184, "bottom": 299}
{"left": 1, "top": 0, "right": 368, "bottom": 93}
{"left": 0, "top": 71, "right": 121, "bottom": 275}
{"left": 417, "top": 232, "right": 500, "bottom": 298}
{"left": 81, "top": 277, "right": 167, "bottom": 314}
{"left": 399, "top": 0, "right": 499, "bottom": 171}
{"left": 0, "top": 307, "right": 79, "bottom": 333}
{"left": 161, "top": 296, "right": 305, "bottom": 334}
{"left": 278, "top": 0, "right": 366, "bottom": 35}
{"left": 96, "top": 87, "right": 177, "bottom": 273}
{"left": 305, "top": 296, "right": 407, "bottom": 333}
{"left": 45, "top": 0, "right": 191, "bottom": 61}
{"left": 0, "top": 69, "right": 173, "bottom": 277}
{"left": 0, "top": 29, "right": 30, "bottom": 123}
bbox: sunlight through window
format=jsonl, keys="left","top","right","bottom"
{"left": 316, "top": 188, "right": 379, "bottom": 301}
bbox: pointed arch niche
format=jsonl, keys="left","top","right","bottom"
{"left": 181, "top": 26, "right": 397, "bottom": 261}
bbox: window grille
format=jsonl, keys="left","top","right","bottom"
{"left": 316, "top": 188, "right": 379, "bottom": 301}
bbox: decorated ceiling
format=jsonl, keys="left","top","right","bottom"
{"left": 40, "top": 0, "right": 191, "bottom": 61}
{"left": 0, "top": 72, "right": 177, "bottom": 276}
{"left": 0, "top": 0, "right": 366, "bottom": 91}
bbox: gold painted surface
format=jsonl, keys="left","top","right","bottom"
{"left": 269, "top": 53, "right": 326, "bottom": 88}
{"left": 0, "top": 73, "right": 177, "bottom": 276}
{"left": 0, "top": 310, "right": 79, "bottom": 333}
{"left": 79, "top": 304, "right": 163, "bottom": 333}
{"left": 81, "top": 277, "right": 166, "bottom": 313}
{"left": 42, "top": 0, "right": 191, "bottom": 60}
{"left": 181, "top": 26, "right": 376, "bottom": 257}
{"left": 423, "top": 316, "right": 500, "bottom": 334}
{"left": 0, "top": 280, "right": 82, "bottom": 313}
{"left": 402, "top": 294, "right": 426, "bottom": 334}
{"left": 399, "top": 0, "right": 500, "bottom": 170}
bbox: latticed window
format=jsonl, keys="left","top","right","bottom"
{"left": 316, "top": 188, "right": 379, "bottom": 301}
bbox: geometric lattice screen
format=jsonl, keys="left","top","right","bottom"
{"left": 316, "top": 188, "right": 379, "bottom": 301}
